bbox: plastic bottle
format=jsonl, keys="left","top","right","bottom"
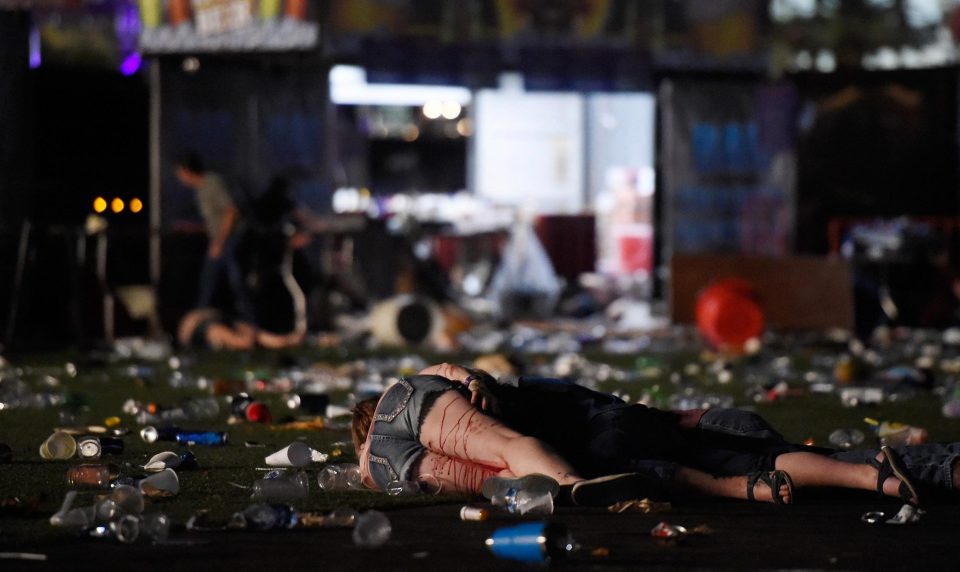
{"left": 317, "top": 463, "right": 363, "bottom": 491}
{"left": 66, "top": 463, "right": 120, "bottom": 488}
{"left": 352, "top": 510, "right": 391, "bottom": 547}
{"left": 140, "top": 425, "right": 180, "bottom": 443}
{"left": 300, "top": 506, "right": 360, "bottom": 528}
{"left": 183, "top": 396, "right": 220, "bottom": 419}
{"left": 251, "top": 471, "right": 310, "bottom": 502}
{"left": 864, "top": 418, "right": 928, "bottom": 446}
{"left": 285, "top": 393, "right": 330, "bottom": 415}
{"left": 77, "top": 436, "right": 124, "bottom": 459}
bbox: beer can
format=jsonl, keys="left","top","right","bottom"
{"left": 485, "top": 522, "right": 574, "bottom": 564}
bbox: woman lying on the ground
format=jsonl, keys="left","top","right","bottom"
{"left": 351, "top": 363, "right": 952, "bottom": 507}
{"left": 176, "top": 308, "right": 305, "bottom": 350}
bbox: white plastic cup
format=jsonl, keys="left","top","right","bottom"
{"left": 139, "top": 468, "right": 180, "bottom": 496}
{"left": 265, "top": 442, "right": 314, "bottom": 467}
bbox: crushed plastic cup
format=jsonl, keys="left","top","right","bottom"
{"left": 885, "top": 503, "right": 924, "bottom": 524}
{"left": 651, "top": 521, "right": 688, "bottom": 539}
{"left": 40, "top": 431, "right": 77, "bottom": 460}
{"left": 504, "top": 489, "right": 554, "bottom": 516}
{"left": 840, "top": 387, "right": 885, "bottom": 407}
{"left": 265, "top": 441, "right": 314, "bottom": 467}
{"left": 828, "top": 428, "right": 865, "bottom": 450}
{"left": 352, "top": 510, "right": 391, "bottom": 547}
{"left": 252, "top": 471, "right": 309, "bottom": 502}
{"left": 862, "top": 504, "right": 925, "bottom": 525}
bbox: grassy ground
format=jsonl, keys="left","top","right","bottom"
{"left": 2, "top": 344, "right": 959, "bottom": 551}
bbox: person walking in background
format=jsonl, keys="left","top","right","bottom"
{"left": 175, "top": 152, "right": 255, "bottom": 322}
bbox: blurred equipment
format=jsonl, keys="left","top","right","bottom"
{"left": 671, "top": 254, "right": 854, "bottom": 332}
{"left": 486, "top": 221, "right": 562, "bottom": 320}
{"left": 369, "top": 294, "right": 445, "bottom": 347}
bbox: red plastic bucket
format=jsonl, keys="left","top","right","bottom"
{"left": 695, "top": 278, "right": 764, "bottom": 351}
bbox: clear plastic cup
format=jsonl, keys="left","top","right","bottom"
{"left": 352, "top": 510, "right": 391, "bottom": 547}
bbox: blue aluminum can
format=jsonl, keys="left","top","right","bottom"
{"left": 175, "top": 431, "right": 228, "bottom": 446}
{"left": 485, "top": 521, "right": 574, "bottom": 564}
